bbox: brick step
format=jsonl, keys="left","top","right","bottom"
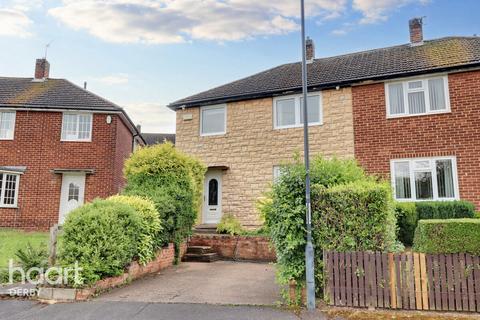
{"left": 182, "top": 252, "right": 220, "bottom": 263}
{"left": 186, "top": 246, "right": 214, "bottom": 255}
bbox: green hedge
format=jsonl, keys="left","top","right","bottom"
{"left": 123, "top": 143, "right": 206, "bottom": 256}
{"left": 395, "top": 201, "right": 475, "bottom": 246}
{"left": 60, "top": 199, "right": 142, "bottom": 285}
{"left": 413, "top": 219, "right": 480, "bottom": 255}
{"left": 108, "top": 195, "right": 163, "bottom": 265}
{"left": 260, "top": 156, "right": 397, "bottom": 302}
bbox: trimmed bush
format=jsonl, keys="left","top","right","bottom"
{"left": 123, "top": 143, "right": 206, "bottom": 255}
{"left": 108, "top": 195, "right": 162, "bottom": 264}
{"left": 395, "top": 202, "right": 417, "bottom": 246}
{"left": 395, "top": 200, "right": 476, "bottom": 246}
{"left": 413, "top": 219, "right": 480, "bottom": 255}
{"left": 312, "top": 181, "right": 397, "bottom": 253}
{"left": 260, "top": 156, "right": 397, "bottom": 301}
{"left": 59, "top": 199, "right": 142, "bottom": 285}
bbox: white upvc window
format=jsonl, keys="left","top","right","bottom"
{"left": 386, "top": 76, "right": 450, "bottom": 118}
{"left": 273, "top": 93, "right": 322, "bottom": 129}
{"left": 61, "top": 113, "right": 93, "bottom": 141}
{"left": 0, "top": 172, "right": 20, "bottom": 208}
{"left": 391, "top": 157, "right": 459, "bottom": 202}
{"left": 273, "top": 92, "right": 323, "bottom": 129}
{"left": 0, "top": 111, "right": 16, "bottom": 140}
{"left": 273, "top": 165, "right": 283, "bottom": 182}
{"left": 200, "top": 104, "right": 226, "bottom": 136}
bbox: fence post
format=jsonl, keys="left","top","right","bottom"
{"left": 48, "top": 224, "right": 60, "bottom": 266}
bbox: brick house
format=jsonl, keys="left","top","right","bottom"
{"left": 0, "top": 59, "right": 144, "bottom": 229}
{"left": 169, "top": 19, "right": 480, "bottom": 228}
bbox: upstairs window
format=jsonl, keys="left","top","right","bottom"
{"left": 0, "top": 111, "right": 16, "bottom": 140}
{"left": 386, "top": 76, "right": 450, "bottom": 117}
{"left": 391, "top": 157, "right": 458, "bottom": 201}
{"left": 61, "top": 113, "right": 92, "bottom": 141}
{"left": 0, "top": 172, "right": 20, "bottom": 207}
{"left": 274, "top": 93, "right": 322, "bottom": 129}
{"left": 200, "top": 104, "right": 226, "bottom": 136}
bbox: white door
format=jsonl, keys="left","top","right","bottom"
{"left": 203, "top": 170, "right": 222, "bottom": 224}
{"left": 58, "top": 173, "right": 86, "bottom": 224}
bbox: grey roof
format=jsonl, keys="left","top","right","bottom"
{"left": 142, "top": 133, "right": 176, "bottom": 145}
{"left": 0, "top": 77, "right": 121, "bottom": 111}
{"left": 169, "top": 37, "right": 480, "bottom": 108}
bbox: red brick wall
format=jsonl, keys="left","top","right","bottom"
{"left": 189, "top": 234, "right": 276, "bottom": 262}
{"left": 113, "top": 117, "right": 134, "bottom": 193}
{"left": 0, "top": 111, "right": 133, "bottom": 229}
{"left": 352, "top": 70, "right": 480, "bottom": 209}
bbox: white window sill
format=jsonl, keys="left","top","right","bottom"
{"left": 61, "top": 139, "right": 92, "bottom": 142}
{"left": 0, "top": 138, "right": 14, "bottom": 141}
{"left": 274, "top": 122, "right": 323, "bottom": 130}
{"left": 387, "top": 109, "right": 451, "bottom": 119}
{"left": 200, "top": 132, "right": 226, "bottom": 137}
{"left": 0, "top": 205, "right": 18, "bottom": 209}
{"left": 394, "top": 197, "right": 459, "bottom": 202}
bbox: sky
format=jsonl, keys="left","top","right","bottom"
{"left": 0, "top": 0, "right": 479, "bottom": 134}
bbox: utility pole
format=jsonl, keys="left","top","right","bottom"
{"left": 300, "top": 0, "right": 316, "bottom": 311}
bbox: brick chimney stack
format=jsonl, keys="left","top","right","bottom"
{"left": 409, "top": 17, "right": 424, "bottom": 45}
{"left": 306, "top": 37, "right": 315, "bottom": 62}
{"left": 34, "top": 58, "right": 50, "bottom": 80}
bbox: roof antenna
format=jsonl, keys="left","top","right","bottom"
{"left": 44, "top": 40, "right": 53, "bottom": 59}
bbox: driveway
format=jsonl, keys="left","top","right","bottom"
{"left": 97, "top": 261, "right": 280, "bottom": 305}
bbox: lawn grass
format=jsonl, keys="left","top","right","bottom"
{"left": 0, "top": 228, "right": 48, "bottom": 268}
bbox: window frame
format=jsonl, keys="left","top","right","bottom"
{"left": 0, "top": 111, "right": 16, "bottom": 140}
{"left": 273, "top": 92, "right": 323, "bottom": 129}
{"left": 390, "top": 156, "right": 459, "bottom": 202}
{"left": 200, "top": 104, "right": 227, "bottom": 137}
{"left": 385, "top": 75, "right": 450, "bottom": 118}
{"left": 61, "top": 112, "right": 93, "bottom": 142}
{"left": 0, "top": 171, "right": 20, "bottom": 208}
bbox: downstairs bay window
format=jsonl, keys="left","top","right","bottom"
{"left": 391, "top": 157, "right": 459, "bottom": 201}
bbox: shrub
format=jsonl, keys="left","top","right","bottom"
{"left": 395, "top": 200, "right": 476, "bottom": 246}
{"left": 108, "top": 195, "right": 163, "bottom": 265}
{"left": 216, "top": 214, "right": 244, "bottom": 235}
{"left": 59, "top": 199, "right": 142, "bottom": 285}
{"left": 395, "top": 202, "right": 417, "bottom": 246}
{"left": 413, "top": 219, "right": 480, "bottom": 255}
{"left": 15, "top": 242, "right": 48, "bottom": 272}
{"left": 416, "top": 201, "right": 475, "bottom": 220}
{"left": 260, "top": 155, "right": 395, "bottom": 301}
{"left": 123, "top": 143, "right": 206, "bottom": 256}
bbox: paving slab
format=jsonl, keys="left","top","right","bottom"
{"left": 96, "top": 261, "right": 281, "bottom": 305}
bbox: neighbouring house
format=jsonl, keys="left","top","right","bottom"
{"left": 142, "top": 132, "right": 176, "bottom": 145}
{"left": 169, "top": 18, "right": 480, "bottom": 228}
{"left": 0, "top": 59, "right": 144, "bottom": 230}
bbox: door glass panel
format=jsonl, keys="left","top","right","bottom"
{"left": 208, "top": 179, "right": 218, "bottom": 206}
{"left": 415, "top": 171, "right": 433, "bottom": 199}
{"left": 68, "top": 183, "right": 80, "bottom": 201}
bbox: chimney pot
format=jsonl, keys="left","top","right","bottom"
{"left": 136, "top": 124, "right": 141, "bottom": 133}
{"left": 306, "top": 37, "right": 315, "bottom": 62}
{"left": 409, "top": 17, "right": 424, "bottom": 45}
{"left": 34, "top": 58, "right": 50, "bottom": 79}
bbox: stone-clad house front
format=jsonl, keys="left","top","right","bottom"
{"left": 170, "top": 19, "right": 480, "bottom": 228}
{"left": 0, "top": 59, "right": 144, "bottom": 229}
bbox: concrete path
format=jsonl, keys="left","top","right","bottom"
{"left": 97, "top": 261, "right": 280, "bottom": 305}
{"left": 0, "top": 301, "right": 303, "bottom": 320}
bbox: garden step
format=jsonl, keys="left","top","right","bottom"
{"left": 183, "top": 252, "right": 220, "bottom": 263}
{"left": 187, "top": 246, "right": 214, "bottom": 255}
{"left": 194, "top": 224, "right": 218, "bottom": 234}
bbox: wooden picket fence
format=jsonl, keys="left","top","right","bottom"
{"left": 324, "top": 250, "right": 480, "bottom": 312}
